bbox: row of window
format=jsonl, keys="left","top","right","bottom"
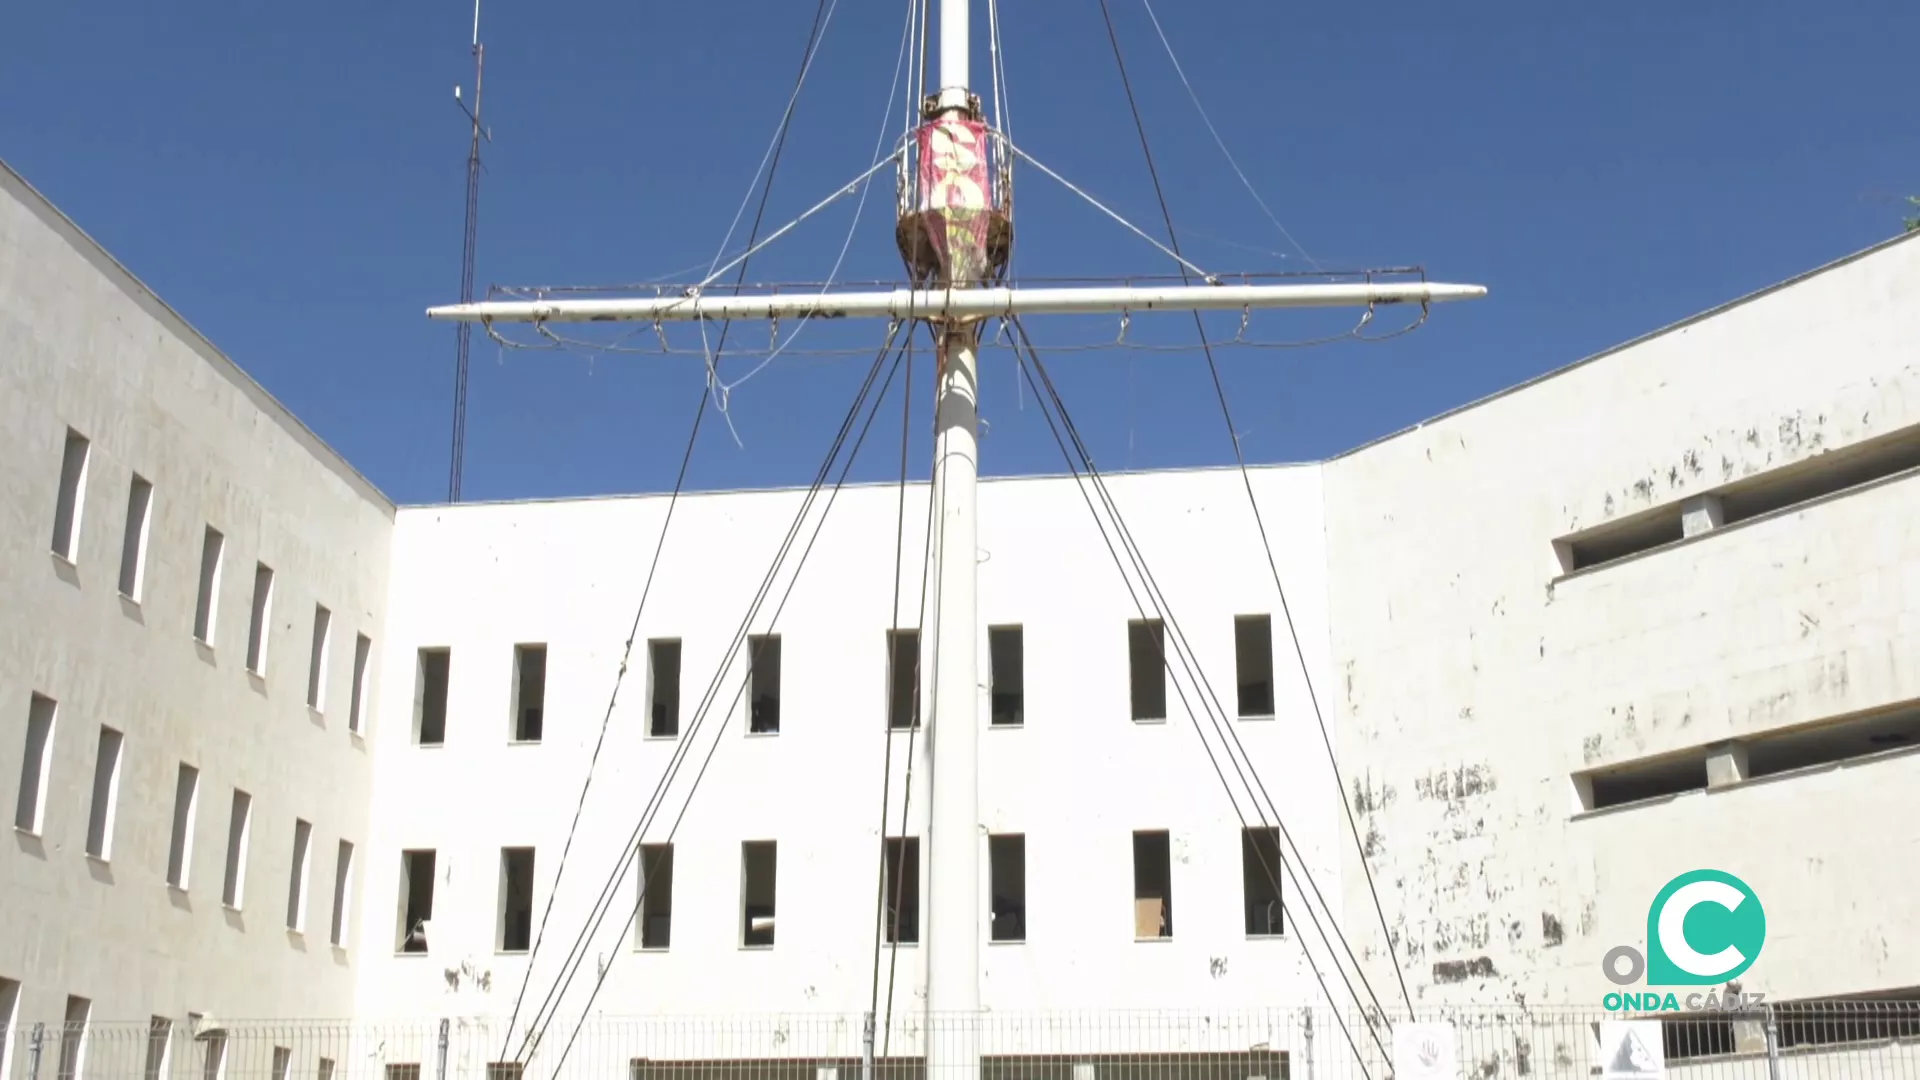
{"left": 12, "top": 691, "right": 356, "bottom": 946}
{"left": 0, "top": 991, "right": 326, "bottom": 1080}
{"left": 46, "top": 425, "right": 377, "bottom": 733}
{"left": 394, "top": 827, "right": 1288, "bottom": 958}
{"left": 410, "top": 616, "right": 1282, "bottom": 747}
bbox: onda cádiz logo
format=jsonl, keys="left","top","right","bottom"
{"left": 1600, "top": 870, "right": 1768, "bottom": 1012}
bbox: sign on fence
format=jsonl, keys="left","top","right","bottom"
{"left": 1392, "top": 1021, "right": 1458, "bottom": 1080}
{"left": 1598, "top": 1021, "right": 1665, "bottom": 1080}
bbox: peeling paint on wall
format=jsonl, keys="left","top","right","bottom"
{"left": 1433, "top": 956, "right": 1497, "bottom": 983}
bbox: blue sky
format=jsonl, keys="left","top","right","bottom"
{"left": 3, "top": 0, "right": 1914, "bottom": 505}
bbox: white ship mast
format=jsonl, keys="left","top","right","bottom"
{"left": 427, "top": 2, "right": 1486, "bottom": 1075}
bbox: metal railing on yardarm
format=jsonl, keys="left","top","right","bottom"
{"left": 3, "top": 1002, "right": 1917, "bottom": 1080}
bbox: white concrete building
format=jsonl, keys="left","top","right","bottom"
{"left": 5, "top": 152, "right": 1920, "bottom": 1077}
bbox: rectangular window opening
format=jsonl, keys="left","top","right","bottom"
{"left": 307, "top": 606, "right": 332, "bottom": 711}
{"left": 647, "top": 639, "right": 681, "bottom": 738}
{"left": 194, "top": 527, "right": 224, "bottom": 644}
{"left": 0, "top": 978, "right": 20, "bottom": 1080}
{"left": 386, "top": 1066, "right": 420, "bottom": 1080}
{"left": 271, "top": 1048, "right": 292, "bottom": 1080}
{"left": 85, "top": 726, "right": 124, "bottom": 860}
{"left": 511, "top": 644, "right": 546, "bottom": 743}
{"left": 1241, "top": 826, "right": 1284, "bottom": 936}
{"left": 1746, "top": 699, "right": 1920, "bottom": 779}
{"left": 223, "top": 790, "right": 252, "bottom": 908}
{"left": 989, "top": 626, "right": 1024, "bottom": 727}
{"left": 349, "top": 634, "right": 372, "bottom": 734}
{"left": 989, "top": 834, "right": 1026, "bottom": 942}
{"left": 486, "top": 1065, "right": 525, "bottom": 1080}
{"left": 52, "top": 428, "right": 90, "bottom": 561}
{"left": 144, "top": 1017, "right": 172, "bottom": 1080}
{"left": 287, "top": 819, "right": 313, "bottom": 932}
{"left": 398, "top": 850, "right": 437, "bottom": 953}
{"left": 415, "top": 648, "right": 450, "bottom": 746}
{"left": 318, "top": 1060, "right": 335, "bottom": 1080}
{"left": 245, "top": 563, "right": 274, "bottom": 674}
{"left": 1128, "top": 620, "right": 1167, "bottom": 722}
{"left": 16, "top": 693, "right": 58, "bottom": 835}
{"left": 887, "top": 630, "right": 920, "bottom": 730}
{"left": 167, "top": 763, "right": 200, "bottom": 889}
{"left": 57, "top": 994, "right": 90, "bottom": 1080}
{"left": 1, "top": 977, "right": 21, "bottom": 1080}
{"left": 330, "top": 840, "right": 355, "bottom": 947}
{"left": 1579, "top": 698, "right": 1920, "bottom": 814}
{"left": 748, "top": 635, "right": 781, "bottom": 734}
{"left": 497, "top": 846, "right": 535, "bottom": 952}
{"left": 198, "top": 1027, "right": 226, "bottom": 1080}
{"left": 1132, "top": 830, "right": 1173, "bottom": 939}
{"left": 118, "top": 474, "right": 153, "bottom": 601}
{"left": 741, "top": 840, "right": 777, "bottom": 947}
{"left": 1579, "top": 754, "right": 1709, "bottom": 811}
{"left": 1556, "top": 423, "right": 1920, "bottom": 575}
{"left": 638, "top": 843, "right": 674, "bottom": 949}
{"left": 883, "top": 836, "right": 921, "bottom": 944}
{"left": 1234, "top": 615, "right": 1276, "bottom": 718}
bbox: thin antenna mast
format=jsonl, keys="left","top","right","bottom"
{"left": 448, "top": 0, "right": 490, "bottom": 503}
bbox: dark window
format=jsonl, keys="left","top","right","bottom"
{"left": 1132, "top": 830, "right": 1172, "bottom": 939}
{"left": 883, "top": 837, "right": 921, "bottom": 944}
{"left": 989, "top": 626, "right": 1024, "bottom": 726}
{"left": 1128, "top": 620, "right": 1166, "bottom": 721}
{"left": 887, "top": 630, "right": 920, "bottom": 730}
{"left": 513, "top": 645, "right": 547, "bottom": 742}
{"left": 1234, "top": 615, "right": 1275, "bottom": 717}
{"left": 989, "top": 834, "right": 1026, "bottom": 942}
{"left": 1241, "top": 827, "right": 1283, "bottom": 936}
{"left": 416, "top": 649, "right": 450, "bottom": 745}
{"left": 748, "top": 636, "right": 781, "bottom": 734}
{"left": 648, "top": 640, "right": 681, "bottom": 738}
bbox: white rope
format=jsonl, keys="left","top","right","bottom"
{"left": 706, "top": 0, "right": 919, "bottom": 402}
{"left": 703, "top": 0, "right": 843, "bottom": 280}
{"left": 684, "top": 152, "right": 902, "bottom": 299}
{"left": 1003, "top": 139, "right": 1216, "bottom": 282}
{"left": 1137, "top": 0, "right": 1321, "bottom": 272}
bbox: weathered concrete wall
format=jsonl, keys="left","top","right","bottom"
{"left": 356, "top": 466, "right": 1341, "bottom": 1020}
{"left": 0, "top": 160, "right": 393, "bottom": 1026}
{"left": 1323, "top": 231, "right": 1920, "bottom": 1010}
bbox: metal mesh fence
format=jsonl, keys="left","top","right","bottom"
{"left": 2, "top": 1002, "right": 1915, "bottom": 1080}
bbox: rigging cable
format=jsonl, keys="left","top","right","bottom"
{"left": 1007, "top": 318, "right": 1383, "bottom": 1074}
{"left": 510, "top": 321, "right": 907, "bottom": 1068}
{"left": 541, "top": 323, "right": 916, "bottom": 1078}
{"left": 708, "top": 0, "right": 917, "bottom": 401}
{"left": 1135, "top": 0, "right": 1321, "bottom": 271}
{"left": 502, "top": 3, "right": 840, "bottom": 1055}
{"left": 1092, "top": 0, "right": 1415, "bottom": 1021}
{"left": 493, "top": 384, "right": 710, "bottom": 1064}
{"left": 868, "top": 329, "right": 938, "bottom": 1033}
{"left": 700, "top": 0, "right": 838, "bottom": 437}
{"left": 882, "top": 326, "right": 949, "bottom": 1055}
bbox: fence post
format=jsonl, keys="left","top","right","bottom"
{"left": 862, "top": 1011, "right": 876, "bottom": 1080}
{"left": 27, "top": 1023, "right": 44, "bottom": 1080}
{"left": 437, "top": 1019, "right": 451, "bottom": 1080}
{"left": 1763, "top": 1003, "right": 1782, "bottom": 1080}
{"left": 1301, "top": 1010, "right": 1314, "bottom": 1080}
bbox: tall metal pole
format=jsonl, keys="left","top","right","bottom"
{"left": 926, "top": 0, "right": 982, "bottom": 1076}
{"left": 448, "top": 2, "right": 486, "bottom": 503}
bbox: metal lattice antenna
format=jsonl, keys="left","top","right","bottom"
{"left": 448, "top": 0, "right": 490, "bottom": 503}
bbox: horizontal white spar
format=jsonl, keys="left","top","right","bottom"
{"left": 424, "top": 280, "right": 1487, "bottom": 323}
